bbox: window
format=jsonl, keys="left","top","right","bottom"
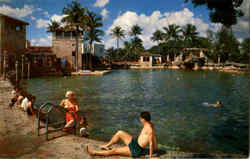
{"left": 56, "top": 32, "right": 63, "bottom": 39}
{"left": 143, "top": 57, "right": 150, "bottom": 62}
{"left": 72, "top": 31, "right": 77, "bottom": 38}
{"left": 16, "top": 26, "right": 21, "bottom": 31}
{"left": 64, "top": 32, "right": 71, "bottom": 39}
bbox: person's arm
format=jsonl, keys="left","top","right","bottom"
{"left": 74, "top": 100, "right": 79, "bottom": 112}
{"left": 75, "top": 103, "right": 79, "bottom": 112}
{"left": 28, "top": 102, "right": 35, "bottom": 115}
{"left": 60, "top": 99, "right": 65, "bottom": 107}
{"left": 149, "top": 131, "right": 154, "bottom": 157}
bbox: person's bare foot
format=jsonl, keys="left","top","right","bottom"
{"left": 62, "top": 127, "right": 72, "bottom": 133}
{"left": 79, "top": 117, "right": 85, "bottom": 125}
{"left": 99, "top": 145, "right": 111, "bottom": 150}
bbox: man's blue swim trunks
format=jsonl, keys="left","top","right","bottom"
{"left": 128, "top": 138, "right": 144, "bottom": 158}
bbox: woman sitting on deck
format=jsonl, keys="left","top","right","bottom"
{"left": 60, "top": 91, "right": 79, "bottom": 131}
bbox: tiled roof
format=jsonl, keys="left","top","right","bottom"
{"left": 141, "top": 52, "right": 161, "bottom": 57}
{"left": 25, "top": 47, "right": 53, "bottom": 55}
{"left": 0, "top": 13, "right": 29, "bottom": 25}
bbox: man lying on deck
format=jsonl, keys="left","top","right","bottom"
{"left": 86, "top": 111, "right": 157, "bottom": 158}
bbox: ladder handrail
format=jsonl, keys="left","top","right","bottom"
{"left": 38, "top": 102, "right": 55, "bottom": 114}
{"left": 37, "top": 102, "right": 78, "bottom": 140}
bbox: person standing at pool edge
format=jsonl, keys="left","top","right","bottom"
{"left": 60, "top": 91, "right": 79, "bottom": 130}
{"left": 86, "top": 111, "right": 157, "bottom": 158}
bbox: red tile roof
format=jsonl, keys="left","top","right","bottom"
{"left": 25, "top": 47, "right": 54, "bottom": 56}
{"left": 141, "top": 52, "right": 161, "bottom": 57}
{"left": 0, "top": 13, "right": 29, "bottom": 25}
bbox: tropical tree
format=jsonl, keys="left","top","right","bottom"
{"left": 239, "top": 38, "right": 250, "bottom": 63}
{"left": 47, "top": 20, "right": 61, "bottom": 33}
{"left": 128, "top": 25, "right": 144, "bottom": 60}
{"left": 163, "top": 24, "right": 182, "bottom": 41}
{"left": 215, "top": 25, "right": 240, "bottom": 62}
{"left": 151, "top": 29, "right": 164, "bottom": 54}
{"left": 62, "top": 0, "right": 87, "bottom": 71}
{"left": 110, "top": 26, "right": 125, "bottom": 49}
{"left": 182, "top": 24, "right": 199, "bottom": 47}
{"left": 106, "top": 47, "right": 116, "bottom": 62}
{"left": 151, "top": 30, "right": 164, "bottom": 52}
{"left": 162, "top": 24, "right": 182, "bottom": 60}
{"left": 129, "top": 24, "right": 143, "bottom": 39}
{"left": 83, "top": 11, "right": 104, "bottom": 70}
{"left": 84, "top": 11, "right": 104, "bottom": 54}
{"left": 123, "top": 41, "right": 133, "bottom": 60}
{"left": 184, "top": 0, "right": 244, "bottom": 27}
{"left": 130, "top": 37, "right": 144, "bottom": 60}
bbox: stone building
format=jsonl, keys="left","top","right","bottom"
{"left": 25, "top": 44, "right": 59, "bottom": 77}
{"left": 175, "top": 48, "right": 210, "bottom": 70}
{"left": 139, "top": 52, "right": 162, "bottom": 67}
{"left": 52, "top": 29, "right": 83, "bottom": 71}
{"left": 82, "top": 43, "right": 105, "bottom": 57}
{"left": 82, "top": 43, "right": 106, "bottom": 69}
{"left": 52, "top": 29, "right": 106, "bottom": 71}
{"left": 0, "top": 13, "right": 29, "bottom": 73}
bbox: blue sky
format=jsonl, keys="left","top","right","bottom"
{"left": 0, "top": 0, "right": 248, "bottom": 49}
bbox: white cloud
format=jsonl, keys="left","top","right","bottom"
{"left": 36, "top": 18, "right": 49, "bottom": 28}
{"left": 94, "top": 0, "right": 109, "bottom": 8}
{"left": 50, "top": 14, "right": 66, "bottom": 22}
{"left": 31, "top": 16, "right": 36, "bottom": 21}
{"left": 101, "top": 8, "right": 109, "bottom": 19}
{"left": 106, "top": 8, "right": 214, "bottom": 49}
{"left": 232, "top": 0, "right": 249, "bottom": 39}
{"left": 35, "top": 14, "right": 67, "bottom": 29}
{"left": 31, "top": 35, "right": 52, "bottom": 46}
{"left": 0, "top": 4, "right": 34, "bottom": 18}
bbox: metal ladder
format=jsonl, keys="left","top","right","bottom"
{"left": 37, "top": 103, "right": 77, "bottom": 140}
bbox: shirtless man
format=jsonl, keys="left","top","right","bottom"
{"left": 86, "top": 111, "right": 157, "bottom": 158}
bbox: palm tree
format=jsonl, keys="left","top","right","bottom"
{"left": 182, "top": 24, "right": 199, "bottom": 47}
{"left": 84, "top": 11, "right": 104, "bottom": 53}
{"left": 83, "top": 11, "right": 104, "bottom": 70}
{"left": 123, "top": 41, "right": 133, "bottom": 60}
{"left": 62, "top": 0, "right": 87, "bottom": 71}
{"left": 47, "top": 20, "right": 61, "bottom": 33}
{"left": 151, "top": 29, "right": 164, "bottom": 53}
{"left": 163, "top": 24, "right": 181, "bottom": 41}
{"left": 106, "top": 47, "right": 116, "bottom": 62}
{"left": 110, "top": 26, "right": 125, "bottom": 49}
{"left": 129, "top": 24, "right": 143, "bottom": 39}
{"left": 129, "top": 25, "right": 143, "bottom": 60}
{"left": 131, "top": 37, "right": 144, "bottom": 60}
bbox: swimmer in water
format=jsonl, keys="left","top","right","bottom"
{"left": 215, "top": 101, "right": 222, "bottom": 107}
{"left": 203, "top": 101, "right": 222, "bottom": 107}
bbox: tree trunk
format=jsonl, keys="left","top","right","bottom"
{"left": 90, "top": 42, "right": 93, "bottom": 71}
{"left": 158, "top": 41, "right": 160, "bottom": 54}
{"left": 75, "top": 28, "right": 79, "bottom": 72}
{"left": 117, "top": 38, "right": 119, "bottom": 49}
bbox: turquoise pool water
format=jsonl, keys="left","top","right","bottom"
{"left": 25, "top": 69, "right": 248, "bottom": 154}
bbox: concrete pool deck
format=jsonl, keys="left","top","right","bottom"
{"left": 0, "top": 80, "right": 247, "bottom": 159}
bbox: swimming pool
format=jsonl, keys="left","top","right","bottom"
{"left": 25, "top": 69, "right": 248, "bottom": 154}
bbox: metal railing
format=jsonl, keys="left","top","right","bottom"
{"left": 37, "top": 102, "right": 77, "bottom": 140}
